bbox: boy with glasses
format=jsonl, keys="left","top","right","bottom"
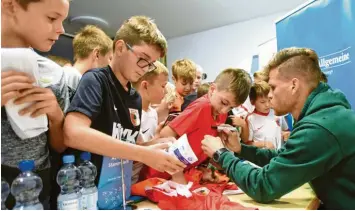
{"left": 63, "top": 16, "right": 185, "bottom": 209}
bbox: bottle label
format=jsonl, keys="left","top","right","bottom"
{"left": 81, "top": 192, "right": 98, "bottom": 210}
{"left": 58, "top": 199, "right": 80, "bottom": 210}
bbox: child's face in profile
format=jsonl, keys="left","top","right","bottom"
{"left": 146, "top": 74, "right": 168, "bottom": 105}
{"left": 6, "top": 0, "right": 69, "bottom": 52}
{"left": 174, "top": 77, "right": 193, "bottom": 97}
{"left": 209, "top": 87, "right": 239, "bottom": 116}
{"left": 254, "top": 96, "right": 271, "bottom": 114}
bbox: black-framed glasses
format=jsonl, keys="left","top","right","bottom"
{"left": 126, "top": 43, "right": 156, "bottom": 72}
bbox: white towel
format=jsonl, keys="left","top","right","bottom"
{"left": 1, "top": 48, "right": 58, "bottom": 140}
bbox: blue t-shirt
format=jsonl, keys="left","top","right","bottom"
{"left": 66, "top": 66, "right": 142, "bottom": 209}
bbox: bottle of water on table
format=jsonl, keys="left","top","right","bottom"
{"left": 78, "top": 152, "right": 98, "bottom": 210}
{"left": 11, "top": 160, "right": 43, "bottom": 210}
{"left": 57, "top": 155, "right": 82, "bottom": 210}
{"left": 1, "top": 178, "right": 10, "bottom": 210}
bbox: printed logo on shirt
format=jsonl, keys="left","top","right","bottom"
{"left": 112, "top": 122, "right": 138, "bottom": 144}
{"left": 129, "top": 108, "right": 140, "bottom": 126}
{"left": 142, "top": 128, "right": 150, "bottom": 134}
{"left": 256, "top": 125, "right": 264, "bottom": 131}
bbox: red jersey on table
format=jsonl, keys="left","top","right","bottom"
{"left": 142, "top": 94, "right": 227, "bottom": 180}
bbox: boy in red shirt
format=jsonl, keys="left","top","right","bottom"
{"left": 142, "top": 68, "right": 252, "bottom": 183}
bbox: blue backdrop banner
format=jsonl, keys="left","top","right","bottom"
{"left": 276, "top": 0, "right": 355, "bottom": 109}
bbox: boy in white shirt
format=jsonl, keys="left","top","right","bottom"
{"left": 64, "top": 25, "right": 113, "bottom": 92}
{"left": 131, "top": 60, "right": 169, "bottom": 183}
{"left": 244, "top": 81, "right": 282, "bottom": 149}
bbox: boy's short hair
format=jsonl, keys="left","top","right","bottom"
{"left": 172, "top": 59, "right": 197, "bottom": 84}
{"left": 113, "top": 16, "right": 167, "bottom": 57}
{"left": 249, "top": 81, "right": 271, "bottom": 102}
{"left": 163, "top": 82, "right": 177, "bottom": 104}
{"left": 214, "top": 68, "right": 252, "bottom": 105}
{"left": 253, "top": 70, "right": 268, "bottom": 82}
{"left": 132, "top": 61, "right": 168, "bottom": 88}
{"left": 263, "top": 47, "right": 322, "bottom": 89}
{"left": 197, "top": 82, "right": 211, "bottom": 98}
{"left": 73, "top": 25, "right": 113, "bottom": 61}
{"left": 16, "top": 0, "right": 41, "bottom": 9}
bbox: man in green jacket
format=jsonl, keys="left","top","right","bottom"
{"left": 201, "top": 47, "right": 355, "bottom": 209}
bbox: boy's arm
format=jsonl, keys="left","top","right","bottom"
{"left": 65, "top": 109, "right": 185, "bottom": 173}
{"left": 241, "top": 116, "right": 254, "bottom": 144}
{"left": 240, "top": 120, "right": 249, "bottom": 143}
{"left": 159, "top": 126, "right": 178, "bottom": 138}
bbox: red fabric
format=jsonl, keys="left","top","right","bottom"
{"left": 142, "top": 95, "right": 227, "bottom": 180}
{"left": 131, "top": 177, "right": 166, "bottom": 197}
{"left": 184, "top": 167, "right": 230, "bottom": 184}
{"left": 146, "top": 182, "right": 257, "bottom": 210}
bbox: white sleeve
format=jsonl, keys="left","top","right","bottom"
{"left": 247, "top": 116, "right": 254, "bottom": 141}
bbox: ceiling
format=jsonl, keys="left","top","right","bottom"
{"left": 64, "top": 0, "right": 309, "bottom": 39}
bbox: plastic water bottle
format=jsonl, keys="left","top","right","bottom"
{"left": 11, "top": 160, "right": 43, "bottom": 210}
{"left": 57, "top": 155, "right": 82, "bottom": 210}
{"left": 78, "top": 152, "right": 98, "bottom": 210}
{"left": 1, "top": 178, "right": 10, "bottom": 210}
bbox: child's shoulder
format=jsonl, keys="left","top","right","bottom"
{"left": 185, "top": 95, "right": 211, "bottom": 112}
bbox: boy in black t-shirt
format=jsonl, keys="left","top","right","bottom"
{"left": 64, "top": 16, "right": 185, "bottom": 209}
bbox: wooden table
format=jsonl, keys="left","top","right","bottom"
{"left": 135, "top": 183, "right": 320, "bottom": 210}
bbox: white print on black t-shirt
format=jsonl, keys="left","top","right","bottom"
{"left": 112, "top": 122, "right": 138, "bottom": 144}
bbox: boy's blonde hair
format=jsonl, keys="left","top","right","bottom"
{"left": 163, "top": 82, "right": 177, "bottom": 104}
{"left": 113, "top": 16, "right": 167, "bottom": 57}
{"left": 132, "top": 61, "right": 168, "bottom": 88}
{"left": 253, "top": 70, "right": 268, "bottom": 82}
{"left": 197, "top": 82, "right": 211, "bottom": 98}
{"left": 172, "top": 59, "right": 197, "bottom": 84}
{"left": 249, "top": 81, "right": 271, "bottom": 102}
{"left": 214, "top": 68, "right": 252, "bottom": 105}
{"left": 73, "top": 25, "right": 113, "bottom": 61}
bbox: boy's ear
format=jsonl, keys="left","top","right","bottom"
{"left": 172, "top": 76, "right": 177, "bottom": 83}
{"left": 141, "top": 81, "right": 149, "bottom": 90}
{"left": 209, "top": 82, "right": 216, "bottom": 92}
{"left": 2, "top": 0, "right": 16, "bottom": 16}
{"left": 114, "top": 40, "right": 126, "bottom": 56}
{"left": 92, "top": 48, "right": 100, "bottom": 60}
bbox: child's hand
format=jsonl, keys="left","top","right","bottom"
{"left": 229, "top": 115, "right": 246, "bottom": 127}
{"left": 1, "top": 71, "right": 35, "bottom": 106}
{"left": 14, "top": 87, "right": 63, "bottom": 122}
{"left": 145, "top": 143, "right": 186, "bottom": 173}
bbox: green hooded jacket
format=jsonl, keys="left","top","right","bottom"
{"left": 218, "top": 83, "right": 355, "bottom": 209}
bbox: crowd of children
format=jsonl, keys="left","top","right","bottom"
{"left": 2, "top": 0, "right": 354, "bottom": 210}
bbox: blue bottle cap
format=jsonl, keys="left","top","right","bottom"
{"left": 62, "top": 155, "right": 75, "bottom": 164}
{"left": 18, "top": 160, "right": 35, "bottom": 172}
{"left": 80, "top": 152, "right": 91, "bottom": 161}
